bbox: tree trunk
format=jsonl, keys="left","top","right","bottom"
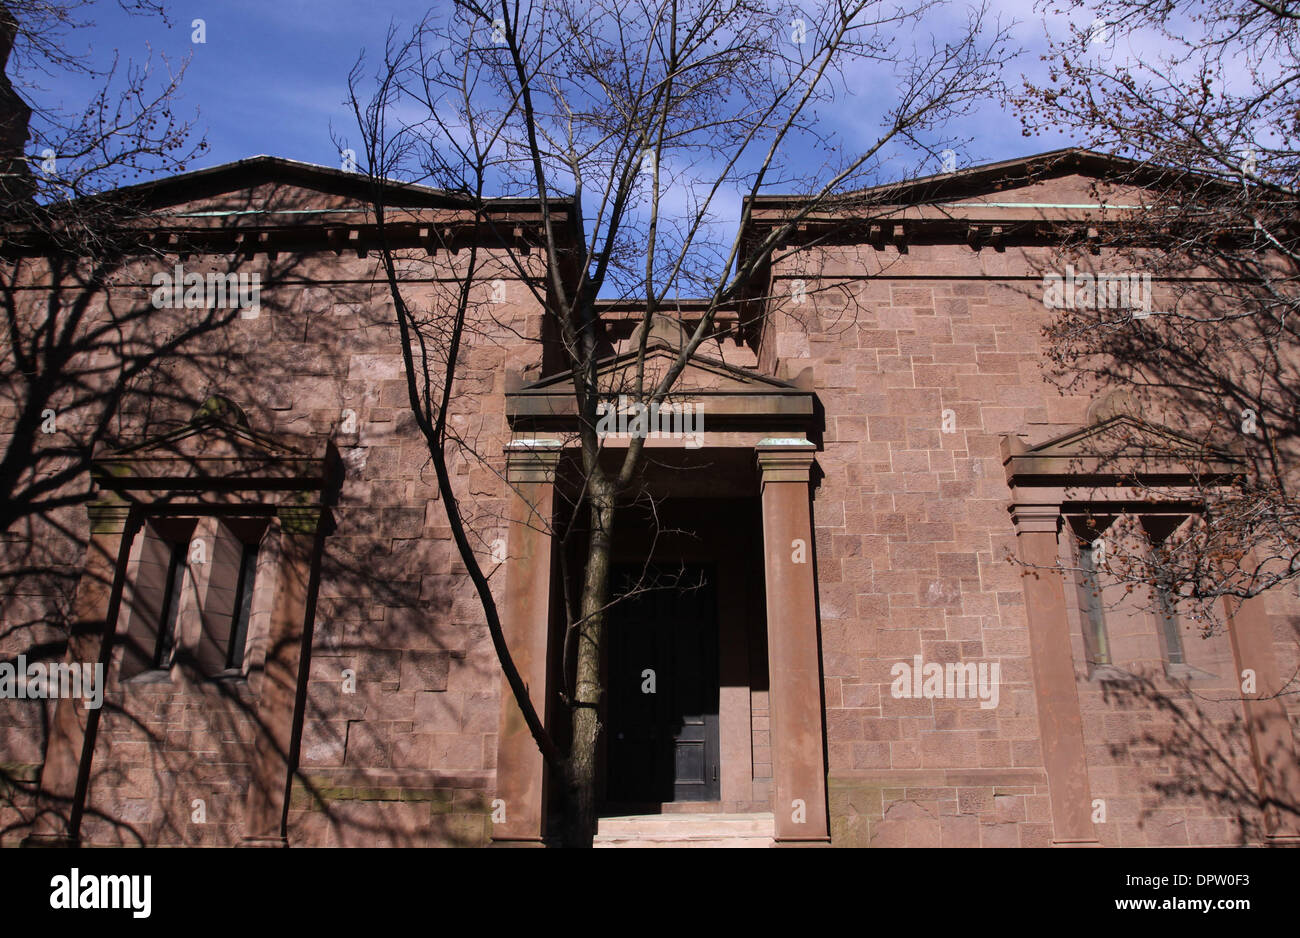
{"left": 563, "top": 481, "right": 615, "bottom": 847}
{"left": 0, "top": 2, "right": 33, "bottom": 202}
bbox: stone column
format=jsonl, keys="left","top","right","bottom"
{"left": 1010, "top": 504, "right": 1099, "bottom": 846}
{"left": 240, "top": 508, "right": 324, "bottom": 846}
{"left": 757, "top": 441, "right": 829, "bottom": 844}
{"left": 26, "top": 500, "right": 135, "bottom": 847}
{"left": 1224, "top": 584, "right": 1300, "bottom": 845}
{"left": 491, "top": 442, "right": 560, "bottom": 845}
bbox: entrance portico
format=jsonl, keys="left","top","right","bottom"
{"left": 492, "top": 346, "right": 830, "bottom": 844}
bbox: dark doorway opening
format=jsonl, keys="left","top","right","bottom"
{"left": 603, "top": 564, "right": 720, "bottom": 808}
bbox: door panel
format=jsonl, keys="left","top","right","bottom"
{"left": 606, "top": 565, "right": 720, "bottom": 804}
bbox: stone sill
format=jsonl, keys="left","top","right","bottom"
{"left": 1085, "top": 663, "right": 1219, "bottom": 684}
{"left": 1164, "top": 662, "right": 1219, "bottom": 682}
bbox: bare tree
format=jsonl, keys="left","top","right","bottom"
{"left": 346, "top": 0, "right": 1015, "bottom": 845}
{"left": 1, "top": 0, "right": 213, "bottom": 536}
{"left": 1009, "top": 1, "right": 1300, "bottom": 636}
{"left": 0, "top": 0, "right": 272, "bottom": 841}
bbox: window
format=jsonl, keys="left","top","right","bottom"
{"left": 120, "top": 516, "right": 269, "bottom": 681}
{"left": 1065, "top": 512, "right": 1208, "bottom": 678}
{"left": 1153, "top": 578, "right": 1186, "bottom": 665}
{"left": 152, "top": 539, "right": 188, "bottom": 670}
{"left": 1069, "top": 516, "right": 1114, "bottom": 671}
{"left": 225, "top": 541, "right": 259, "bottom": 672}
{"left": 194, "top": 517, "right": 268, "bottom": 678}
{"left": 120, "top": 518, "right": 198, "bottom": 681}
{"left": 1075, "top": 536, "right": 1112, "bottom": 667}
{"left": 1140, "top": 515, "right": 1204, "bottom": 676}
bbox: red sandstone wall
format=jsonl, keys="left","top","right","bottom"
{"left": 0, "top": 181, "right": 543, "bottom": 844}
{"left": 766, "top": 173, "right": 1300, "bottom": 846}
{"left": 4, "top": 166, "right": 1297, "bottom": 847}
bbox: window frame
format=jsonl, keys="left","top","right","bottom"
{"left": 222, "top": 538, "right": 261, "bottom": 675}
{"left": 120, "top": 513, "right": 273, "bottom": 684}
{"left": 152, "top": 537, "right": 188, "bottom": 671}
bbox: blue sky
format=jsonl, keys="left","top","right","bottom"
{"left": 16, "top": 0, "right": 1095, "bottom": 185}
{"left": 15, "top": 1, "right": 1252, "bottom": 298}
{"left": 37, "top": 0, "right": 442, "bottom": 171}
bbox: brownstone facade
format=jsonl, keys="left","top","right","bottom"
{"left": 2, "top": 149, "right": 1298, "bottom": 847}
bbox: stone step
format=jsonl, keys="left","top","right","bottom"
{"left": 594, "top": 836, "right": 772, "bottom": 848}
{"left": 593, "top": 812, "right": 775, "bottom": 846}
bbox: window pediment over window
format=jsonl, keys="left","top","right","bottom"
{"left": 1003, "top": 407, "right": 1240, "bottom": 683}
{"left": 1001, "top": 412, "right": 1243, "bottom": 494}
{"left": 90, "top": 399, "right": 339, "bottom": 683}
{"left": 93, "top": 396, "right": 340, "bottom": 497}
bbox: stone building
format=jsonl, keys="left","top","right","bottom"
{"left": 2, "top": 148, "right": 1298, "bottom": 847}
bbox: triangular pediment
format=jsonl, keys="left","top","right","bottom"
{"left": 508, "top": 345, "right": 818, "bottom": 432}
{"left": 93, "top": 397, "right": 330, "bottom": 489}
{"left": 522, "top": 345, "right": 800, "bottom": 395}
{"left": 97, "top": 155, "right": 462, "bottom": 218}
{"left": 843, "top": 148, "right": 1214, "bottom": 209}
{"left": 63, "top": 157, "right": 486, "bottom": 228}
{"left": 747, "top": 147, "right": 1241, "bottom": 247}
{"left": 1003, "top": 413, "right": 1243, "bottom": 487}
{"left": 105, "top": 418, "right": 300, "bottom": 464}
{"left": 1027, "top": 414, "right": 1219, "bottom": 460}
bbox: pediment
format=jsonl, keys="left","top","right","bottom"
{"left": 97, "top": 155, "right": 465, "bottom": 220}
{"left": 1027, "top": 414, "right": 1215, "bottom": 460}
{"left": 94, "top": 398, "right": 330, "bottom": 489}
{"left": 1003, "top": 414, "right": 1242, "bottom": 486}
{"left": 844, "top": 148, "right": 1213, "bottom": 209}
{"left": 522, "top": 345, "right": 801, "bottom": 395}
{"left": 940, "top": 171, "right": 1147, "bottom": 209}
{"left": 106, "top": 419, "right": 298, "bottom": 463}
{"left": 508, "top": 346, "right": 818, "bottom": 432}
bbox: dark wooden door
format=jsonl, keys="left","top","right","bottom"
{"left": 606, "top": 565, "right": 720, "bottom": 804}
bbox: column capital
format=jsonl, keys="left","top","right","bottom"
{"left": 87, "top": 498, "right": 131, "bottom": 534}
{"left": 756, "top": 439, "right": 817, "bottom": 484}
{"left": 1009, "top": 503, "right": 1061, "bottom": 535}
{"left": 506, "top": 439, "right": 563, "bottom": 484}
{"left": 277, "top": 505, "right": 329, "bottom": 536}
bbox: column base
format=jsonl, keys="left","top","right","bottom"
{"left": 1052, "top": 838, "right": 1102, "bottom": 847}
{"left": 1265, "top": 833, "right": 1300, "bottom": 847}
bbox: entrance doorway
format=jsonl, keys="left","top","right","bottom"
{"left": 604, "top": 565, "right": 720, "bottom": 806}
